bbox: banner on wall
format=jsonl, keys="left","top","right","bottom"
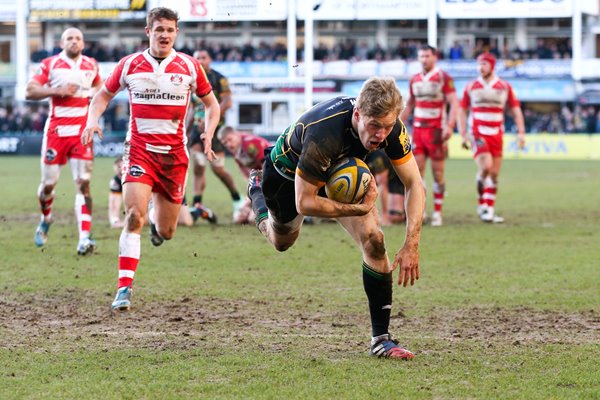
{"left": 29, "top": 0, "right": 147, "bottom": 20}
{"left": 157, "top": 0, "right": 287, "bottom": 21}
{"left": 297, "top": 0, "right": 428, "bottom": 20}
{"left": 438, "top": 0, "right": 573, "bottom": 19}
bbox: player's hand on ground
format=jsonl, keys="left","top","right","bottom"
{"left": 392, "top": 245, "right": 420, "bottom": 287}
{"left": 81, "top": 125, "right": 103, "bottom": 145}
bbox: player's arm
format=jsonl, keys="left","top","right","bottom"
{"left": 391, "top": 156, "right": 425, "bottom": 287}
{"left": 443, "top": 91, "right": 460, "bottom": 141}
{"left": 25, "top": 79, "right": 78, "bottom": 101}
{"left": 458, "top": 106, "right": 471, "bottom": 149}
{"left": 509, "top": 105, "right": 526, "bottom": 149}
{"left": 219, "top": 91, "right": 232, "bottom": 119}
{"left": 294, "top": 173, "right": 377, "bottom": 219}
{"left": 81, "top": 87, "right": 117, "bottom": 145}
{"left": 399, "top": 95, "right": 415, "bottom": 124}
{"left": 199, "top": 91, "right": 221, "bottom": 161}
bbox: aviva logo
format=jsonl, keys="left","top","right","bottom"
{"left": 506, "top": 139, "right": 568, "bottom": 155}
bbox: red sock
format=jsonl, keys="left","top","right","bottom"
{"left": 75, "top": 194, "right": 92, "bottom": 240}
{"left": 118, "top": 231, "right": 140, "bottom": 288}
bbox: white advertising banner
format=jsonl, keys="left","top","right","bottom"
{"left": 438, "top": 0, "right": 574, "bottom": 19}
{"left": 157, "top": 0, "right": 288, "bottom": 21}
{"left": 297, "top": 0, "right": 428, "bottom": 20}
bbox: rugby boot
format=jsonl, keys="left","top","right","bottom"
{"left": 34, "top": 220, "right": 51, "bottom": 247}
{"left": 111, "top": 285, "right": 133, "bottom": 311}
{"left": 77, "top": 237, "right": 97, "bottom": 255}
{"left": 370, "top": 334, "right": 415, "bottom": 360}
{"left": 149, "top": 222, "right": 164, "bottom": 247}
{"left": 190, "top": 204, "right": 218, "bottom": 224}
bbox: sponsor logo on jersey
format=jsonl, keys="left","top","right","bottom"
{"left": 45, "top": 148, "right": 57, "bottom": 162}
{"left": 129, "top": 165, "right": 145, "bottom": 177}
{"left": 131, "top": 91, "right": 185, "bottom": 101}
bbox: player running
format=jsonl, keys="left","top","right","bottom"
{"left": 248, "top": 77, "right": 425, "bottom": 359}
{"left": 82, "top": 7, "right": 220, "bottom": 311}
{"left": 400, "top": 45, "right": 459, "bottom": 227}
{"left": 458, "top": 52, "right": 525, "bottom": 223}
{"left": 26, "top": 27, "right": 102, "bottom": 255}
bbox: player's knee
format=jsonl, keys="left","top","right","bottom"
{"left": 125, "top": 208, "right": 145, "bottom": 231}
{"left": 363, "top": 229, "right": 386, "bottom": 260}
{"left": 77, "top": 179, "right": 91, "bottom": 195}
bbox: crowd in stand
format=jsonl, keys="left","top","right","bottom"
{"left": 2, "top": 102, "right": 597, "bottom": 135}
{"left": 30, "top": 38, "right": 572, "bottom": 63}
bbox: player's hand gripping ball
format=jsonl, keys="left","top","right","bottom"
{"left": 325, "top": 157, "right": 372, "bottom": 204}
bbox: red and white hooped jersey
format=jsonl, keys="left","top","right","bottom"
{"left": 461, "top": 76, "right": 520, "bottom": 136}
{"left": 408, "top": 67, "right": 456, "bottom": 129}
{"left": 32, "top": 52, "right": 101, "bottom": 138}
{"left": 104, "top": 49, "right": 212, "bottom": 154}
{"left": 235, "top": 133, "right": 270, "bottom": 172}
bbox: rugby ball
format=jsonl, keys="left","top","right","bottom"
{"left": 325, "top": 157, "right": 372, "bottom": 204}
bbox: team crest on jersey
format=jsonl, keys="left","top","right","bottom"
{"left": 170, "top": 74, "right": 183, "bottom": 86}
{"left": 45, "top": 148, "right": 57, "bottom": 162}
{"left": 247, "top": 143, "right": 257, "bottom": 157}
{"left": 129, "top": 165, "right": 145, "bottom": 177}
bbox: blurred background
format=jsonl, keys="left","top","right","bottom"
{"left": 1, "top": 0, "right": 599, "bottom": 158}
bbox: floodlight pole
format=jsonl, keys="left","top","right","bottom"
{"left": 427, "top": 1, "right": 437, "bottom": 48}
{"left": 304, "top": 0, "right": 314, "bottom": 111}
{"left": 572, "top": 0, "right": 582, "bottom": 80}
{"left": 15, "top": 0, "right": 28, "bottom": 102}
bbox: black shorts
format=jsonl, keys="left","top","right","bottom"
{"left": 189, "top": 125, "right": 226, "bottom": 153}
{"left": 262, "top": 152, "right": 299, "bottom": 224}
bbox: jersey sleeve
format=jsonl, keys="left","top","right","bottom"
{"left": 194, "top": 62, "right": 212, "bottom": 98}
{"left": 460, "top": 84, "right": 471, "bottom": 108}
{"left": 32, "top": 58, "right": 51, "bottom": 85}
{"left": 104, "top": 56, "right": 128, "bottom": 94}
{"left": 506, "top": 82, "right": 520, "bottom": 108}
{"left": 384, "top": 120, "right": 413, "bottom": 166}
{"left": 442, "top": 71, "right": 456, "bottom": 95}
{"left": 91, "top": 58, "right": 102, "bottom": 86}
{"left": 297, "top": 131, "right": 342, "bottom": 186}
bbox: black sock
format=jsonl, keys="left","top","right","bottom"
{"left": 231, "top": 192, "right": 241, "bottom": 201}
{"left": 193, "top": 195, "right": 202, "bottom": 205}
{"left": 249, "top": 185, "right": 268, "bottom": 225}
{"left": 362, "top": 261, "right": 393, "bottom": 337}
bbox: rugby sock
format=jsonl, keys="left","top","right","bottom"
{"left": 248, "top": 177, "right": 268, "bottom": 225}
{"left": 118, "top": 231, "right": 140, "bottom": 288}
{"left": 193, "top": 195, "right": 202, "bottom": 205}
{"left": 483, "top": 177, "right": 497, "bottom": 209}
{"left": 476, "top": 174, "right": 484, "bottom": 207}
{"left": 231, "top": 192, "right": 242, "bottom": 201}
{"left": 38, "top": 188, "right": 54, "bottom": 222}
{"left": 75, "top": 194, "right": 92, "bottom": 240}
{"left": 362, "top": 261, "right": 393, "bottom": 337}
{"left": 432, "top": 182, "right": 445, "bottom": 213}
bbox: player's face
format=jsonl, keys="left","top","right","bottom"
{"left": 146, "top": 18, "right": 178, "bottom": 58}
{"left": 195, "top": 51, "right": 211, "bottom": 70}
{"left": 61, "top": 29, "right": 84, "bottom": 59}
{"left": 355, "top": 109, "right": 398, "bottom": 151}
{"left": 478, "top": 60, "right": 493, "bottom": 78}
{"left": 418, "top": 49, "right": 436, "bottom": 72}
{"left": 221, "top": 133, "right": 240, "bottom": 154}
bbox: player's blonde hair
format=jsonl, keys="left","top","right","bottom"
{"left": 146, "top": 7, "right": 179, "bottom": 28}
{"left": 356, "top": 77, "right": 404, "bottom": 118}
{"left": 217, "top": 125, "right": 235, "bottom": 141}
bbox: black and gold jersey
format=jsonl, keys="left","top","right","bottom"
{"left": 270, "top": 96, "right": 412, "bottom": 186}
